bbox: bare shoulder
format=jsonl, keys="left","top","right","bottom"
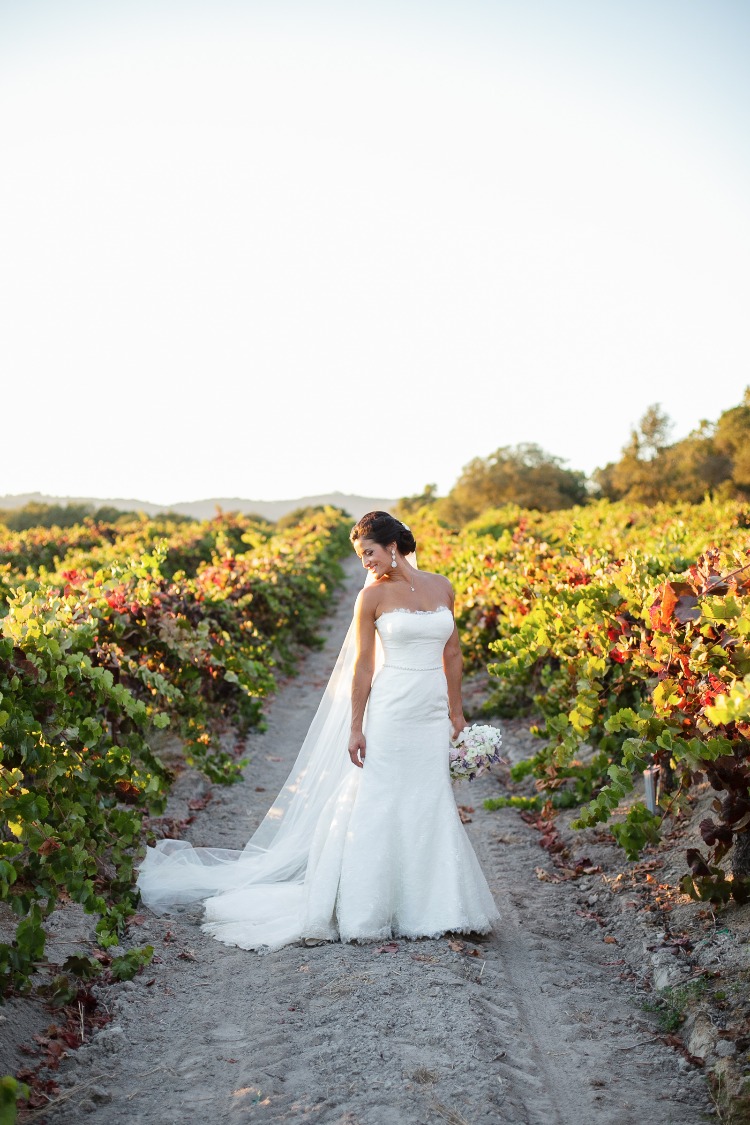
{"left": 419, "top": 570, "right": 454, "bottom": 604}
{"left": 357, "top": 584, "right": 380, "bottom": 621}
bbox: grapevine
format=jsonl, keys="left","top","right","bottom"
{"left": 0, "top": 507, "right": 351, "bottom": 994}
{"left": 413, "top": 498, "right": 750, "bottom": 902}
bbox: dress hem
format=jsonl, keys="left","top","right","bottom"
{"left": 200, "top": 917, "right": 499, "bottom": 954}
{"left": 304, "top": 920, "right": 498, "bottom": 948}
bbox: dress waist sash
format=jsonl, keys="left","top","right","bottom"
{"left": 382, "top": 663, "right": 443, "bottom": 672}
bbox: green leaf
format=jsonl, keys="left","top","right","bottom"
{"left": 110, "top": 945, "right": 154, "bottom": 981}
{"left": 0, "top": 1075, "right": 31, "bottom": 1125}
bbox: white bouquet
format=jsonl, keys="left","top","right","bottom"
{"left": 449, "top": 723, "right": 505, "bottom": 781}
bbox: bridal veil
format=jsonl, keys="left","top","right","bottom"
{"left": 135, "top": 555, "right": 416, "bottom": 948}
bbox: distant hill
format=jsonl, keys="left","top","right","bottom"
{"left": 0, "top": 491, "right": 398, "bottom": 523}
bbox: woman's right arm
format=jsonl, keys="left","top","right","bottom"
{"left": 348, "top": 592, "right": 376, "bottom": 768}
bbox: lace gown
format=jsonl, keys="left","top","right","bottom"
{"left": 138, "top": 606, "right": 499, "bottom": 950}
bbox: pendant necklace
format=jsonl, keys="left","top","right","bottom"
{"left": 392, "top": 546, "right": 416, "bottom": 592}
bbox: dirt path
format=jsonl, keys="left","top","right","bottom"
{"left": 42, "top": 557, "right": 712, "bottom": 1124}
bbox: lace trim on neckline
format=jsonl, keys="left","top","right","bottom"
{"left": 375, "top": 605, "right": 451, "bottom": 622}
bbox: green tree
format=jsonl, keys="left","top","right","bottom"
{"left": 594, "top": 404, "right": 675, "bottom": 504}
{"left": 595, "top": 396, "right": 747, "bottom": 504}
{"left": 713, "top": 387, "right": 750, "bottom": 498}
{"left": 395, "top": 484, "right": 439, "bottom": 520}
{"left": 444, "top": 443, "right": 587, "bottom": 521}
{"left": 662, "top": 421, "right": 730, "bottom": 502}
{"left": 0, "top": 501, "right": 93, "bottom": 530}
{"left": 638, "top": 403, "right": 673, "bottom": 457}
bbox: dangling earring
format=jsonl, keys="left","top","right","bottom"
{"left": 391, "top": 548, "right": 397, "bottom": 569}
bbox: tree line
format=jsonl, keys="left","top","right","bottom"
{"left": 4, "top": 392, "right": 749, "bottom": 532}
{"left": 399, "top": 389, "right": 750, "bottom": 523}
{"left": 0, "top": 502, "right": 196, "bottom": 531}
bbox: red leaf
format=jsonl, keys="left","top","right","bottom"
{"left": 187, "top": 793, "right": 212, "bottom": 811}
{"left": 576, "top": 909, "right": 606, "bottom": 926}
{"left": 114, "top": 780, "right": 142, "bottom": 803}
{"left": 662, "top": 1033, "right": 685, "bottom": 1049}
{"left": 374, "top": 942, "right": 399, "bottom": 954}
{"left": 661, "top": 583, "right": 679, "bottom": 623}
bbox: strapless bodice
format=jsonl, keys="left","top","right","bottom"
{"left": 374, "top": 605, "right": 453, "bottom": 670}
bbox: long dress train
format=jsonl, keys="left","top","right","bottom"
{"left": 136, "top": 604, "right": 499, "bottom": 950}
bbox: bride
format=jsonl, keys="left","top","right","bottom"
{"left": 136, "top": 511, "right": 499, "bottom": 950}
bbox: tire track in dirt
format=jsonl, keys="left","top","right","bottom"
{"left": 43, "top": 557, "right": 712, "bottom": 1124}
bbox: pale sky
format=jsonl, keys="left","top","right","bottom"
{"left": 2, "top": 0, "right": 749, "bottom": 505}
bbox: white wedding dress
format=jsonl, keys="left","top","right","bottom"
{"left": 136, "top": 604, "right": 499, "bottom": 950}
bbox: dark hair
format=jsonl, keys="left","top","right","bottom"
{"left": 350, "top": 511, "right": 417, "bottom": 556}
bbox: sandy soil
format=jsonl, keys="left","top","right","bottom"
{"left": 14, "top": 557, "right": 717, "bottom": 1124}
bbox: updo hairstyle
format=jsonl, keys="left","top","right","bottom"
{"left": 350, "top": 511, "right": 417, "bottom": 556}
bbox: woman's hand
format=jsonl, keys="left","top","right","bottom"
{"left": 450, "top": 712, "right": 467, "bottom": 741}
{"left": 348, "top": 731, "right": 366, "bottom": 768}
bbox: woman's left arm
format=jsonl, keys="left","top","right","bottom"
{"left": 443, "top": 585, "right": 467, "bottom": 739}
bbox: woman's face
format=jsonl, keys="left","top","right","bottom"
{"left": 353, "top": 536, "right": 394, "bottom": 579}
